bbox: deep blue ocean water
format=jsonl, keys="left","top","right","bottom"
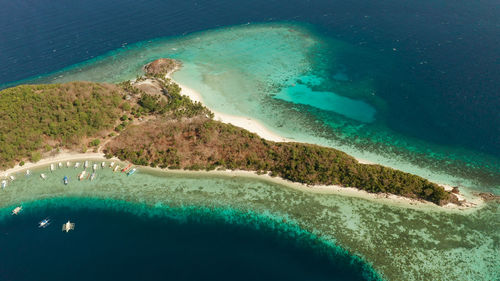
{"left": 0, "top": 199, "right": 377, "bottom": 281}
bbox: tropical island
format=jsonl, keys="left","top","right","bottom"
{"left": 0, "top": 58, "right": 461, "bottom": 205}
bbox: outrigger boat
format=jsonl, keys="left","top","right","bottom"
{"left": 40, "top": 173, "right": 47, "bottom": 180}
{"left": 101, "top": 162, "right": 106, "bottom": 168}
{"left": 1, "top": 180, "right": 7, "bottom": 189}
{"left": 113, "top": 165, "right": 120, "bottom": 172}
{"left": 12, "top": 206, "right": 22, "bottom": 215}
{"left": 90, "top": 172, "right": 96, "bottom": 181}
{"left": 9, "top": 175, "right": 15, "bottom": 181}
{"left": 109, "top": 162, "right": 115, "bottom": 168}
{"left": 63, "top": 176, "right": 69, "bottom": 185}
{"left": 84, "top": 161, "right": 89, "bottom": 169}
{"left": 58, "top": 162, "right": 63, "bottom": 168}
{"left": 122, "top": 164, "right": 132, "bottom": 172}
{"left": 127, "top": 168, "right": 137, "bottom": 176}
{"left": 39, "top": 218, "right": 50, "bottom": 228}
{"left": 78, "top": 171, "right": 86, "bottom": 181}
{"left": 50, "top": 164, "right": 55, "bottom": 172}
{"left": 66, "top": 161, "right": 71, "bottom": 167}
{"left": 93, "top": 163, "right": 98, "bottom": 171}
{"left": 74, "top": 162, "right": 80, "bottom": 169}
{"left": 26, "top": 169, "right": 31, "bottom": 176}
{"left": 62, "top": 220, "right": 75, "bottom": 232}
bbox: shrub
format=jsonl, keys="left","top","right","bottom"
{"left": 89, "top": 139, "right": 101, "bottom": 147}
{"left": 30, "top": 152, "right": 42, "bottom": 163}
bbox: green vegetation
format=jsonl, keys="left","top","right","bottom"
{"left": 30, "top": 152, "right": 42, "bottom": 163}
{"left": 106, "top": 117, "right": 452, "bottom": 205}
{"left": 0, "top": 82, "right": 125, "bottom": 168}
{"left": 89, "top": 139, "right": 101, "bottom": 147}
{"left": 0, "top": 59, "right": 454, "bottom": 205}
{"left": 123, "top": 78, "right": 213, "bottom": 119}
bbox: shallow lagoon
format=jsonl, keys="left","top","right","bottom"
{"left": 0, "top": 162, "right": 498, "bottom": 280}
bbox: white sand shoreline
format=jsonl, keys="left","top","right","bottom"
{"left": 0, "top": 151, "right": 482, "bottom": 211}
{"left": 164, "top": 70, "right": 375, "bottom": 164}
{"left": 0, "top": 151, "right": 107, "bottom": 178}
{"left": 0, "top": 67, "right": 482, "bottom": 211}
{"left": 166, "top": 73, "right": 290, "bottom": 143}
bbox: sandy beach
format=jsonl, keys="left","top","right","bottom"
{"left": 164, "top": 70, "right": 376, "bottom": 165}
{"left": 168, "top": 77, "right": 290, "bottom": 143}
{"left": 0, "top": 69, "right": 481, "bottom": 211}
{"left": 0, "top": 149, "right": 481, "bottom": 211}
{"left": 0, "top": 151, "right": 108, "bottom": 178}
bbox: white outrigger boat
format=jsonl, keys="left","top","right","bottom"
{"left": 78, "top": 171, "right": 86, "bottom": 181}
{"left": 101, "top": 162, "right": 106, "bottom": 168}
{"left": 1, "top": 180, "right": 7, "bottom": 189}
{"left": 74, "top": 162, "right": 80, "bottom": 169}
{"left": 113, "top": 165, "right": 120, "bottom": 172}
{"left": 8, "top": 175, "right": 15, "bottom": 181}
{"left": 84, "top": 161, "right": 89, "bottom": 169}
{"left": 66, "top": 161, "right": 71, "bottom": 168}
{"left": 58, "top": 162, "right": 63, "bottom": 168}
{"left": 90, "top": 172, "right": 96, "bottom": 181}
{"left": 39, "top": 218, "right": 50, "bottom": 228}
{"left": 12, "top": 206, "right": 22, "bottom": 215}
{"left": 62, "top": 220, "right": 75, "bottom": 232}
{"left": 109, "top": 162, "right": 115, "bottom": 168}
{"left": 92, "top": 163, "right": 98, "bottom": 171}
{"left": 50, "top": 163, "right": 55, "bottom": 172}
{"left": 40, "top": 173, "right": 47, "bottom": 180}
{"left": 26, "top": 169, "right": 31, "bottom": 176}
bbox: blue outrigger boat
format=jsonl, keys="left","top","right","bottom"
{"left": 127, "top": 168, "right": 137, "bottom": 176}
{"left": 63, "top": 176, "right": 69, "bottom": 185}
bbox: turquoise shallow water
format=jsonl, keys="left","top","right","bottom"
{"left": 0, "top": 161, "right": 498, "bottom": 280}
{"left": 5, "top": 23, "right": 498, "bottom": 194}
{"left": 273, "top": 75, "right": 376, "bottom": 123}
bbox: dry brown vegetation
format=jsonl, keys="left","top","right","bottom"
{"left": 1, "top": 59, "right": 455, "bottom": 204}
{"left": 105, "top": 116, "right": 453, "bottom": 205}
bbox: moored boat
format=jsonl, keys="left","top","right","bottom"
{"left": 84, "top": 161, "right": 89, "bottom": 169}
{"left": 113, "top": 165, "right": 120, "bottom": 172}
{"left": 26, "top": 169, "right": 31, "bottom": 176}
{"left": 63, "top": 176, "right": 69, "bottom": 185}
{"left": 109, "top": 162, "right": 115, "bottom": 168}
{"left": 9, "top": 175, "right": 15, "bottom": 181}
{"left": 39, "top": 218, "right": 50, "bottom": 228}
{"left": 58, "top": 162, "right": 63, "bottom": 168}
{"left": 1, "top": 180, "right": 7, "bottom": 189}
{"left": 101, "top": 162, "right": 105, "bottom": 168}
{"left": 12, "top": 206, "right": 22, "bottom": 215}
{"left": 78, "top": 171, "right": 86, "bottom": 181}
{"left": 50, "top": 164, "right": 55, "bottom": 172}
{"left": 62, "top": 220, "right": 75, "bottom": 232}
{"left": 90, "top": 172, "right": 96, "bottom": 181}
{"left": 74, "top": 162, "right": 80, "bottom": 168}
{"left": 127, "top": 168, "right": 137, "bottom": 176}
{"left": 66, "top": 161, "right": 71, "bottom": 167}
{"left": 40, "top": 173, "right": 47, "bottom": 180}
{"left": 122, "top": 164, "right": 132, "bottom": 172}
{"left": 93, "top": 163, "right": 98, "bottom": 171}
